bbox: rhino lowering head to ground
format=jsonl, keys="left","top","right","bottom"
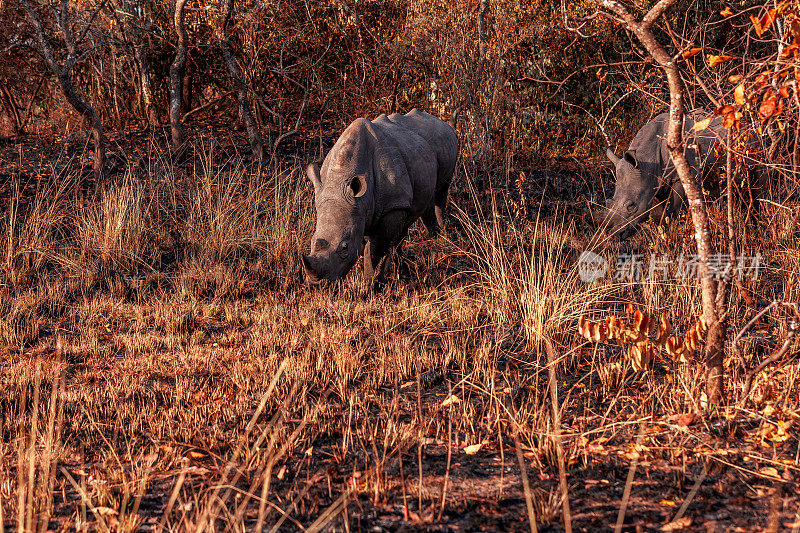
{"left": 302, "top": 109, "right": 458, "bottom": 286}
{"left": 600, "top": 112, "right": 725, "bottom": 240}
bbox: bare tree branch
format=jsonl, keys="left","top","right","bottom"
{"left": 20, "top": 0, "right": 107, "bottom": 182}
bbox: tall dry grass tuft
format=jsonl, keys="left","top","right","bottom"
{"left": 2, "top": 176, "right": 75, "bottom": 289}
{"left": 76, "top": 173, "right": 160, "bottom": 273}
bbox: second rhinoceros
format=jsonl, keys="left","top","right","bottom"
{"left": 302, "top": 109, "right": 459, "bottom": 286}
{"left": 600, "top": 112, "right": 725, "bottom": 239}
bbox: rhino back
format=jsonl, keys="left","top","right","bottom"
{"left": 369, "top": 115, "right": 438, "bottom": 221}
{"left": 381, "top": 109, "right": 459, "bottom": 179}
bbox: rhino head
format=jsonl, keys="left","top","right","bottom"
{"left": 301, "top": 140, "right": 372, "bottom": 286}
{"left": 601, "top": 147, "right": 660, "bottom": 240}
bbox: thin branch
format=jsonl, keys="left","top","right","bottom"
{"left": 20, "top": 0, "right": 63, "bottom": 76}
{"left": 182, "top": 90, "right": 233, "bottom": 121}
{"left": 736, "top": 302, "right": 800, "bottom": 405}
{"left": 74, "top": 0, "right": 110, "bottom": 50}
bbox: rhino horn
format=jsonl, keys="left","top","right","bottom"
{"left": 301, "top": 253, "right": 319, "bottom": 278}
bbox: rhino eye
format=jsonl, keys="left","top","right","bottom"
{"left": 626, "top": 201, "right": 637, "bottom": 213}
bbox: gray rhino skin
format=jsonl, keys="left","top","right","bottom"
{"left": 602, "top": 112, "right": 725, "bottom": 239}
{"left": 302, "top": 109, "right": 458, "bottom": 285}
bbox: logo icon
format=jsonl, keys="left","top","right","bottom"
{"left": 578, "top": 251, "right": 608, "bottom": 282}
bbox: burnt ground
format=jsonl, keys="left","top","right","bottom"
{"left": 1, "top": 128, "right": 799, "bottom": 532}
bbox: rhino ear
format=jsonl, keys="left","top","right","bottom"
{"left": 606, "top": 147, "right": 621, "bottom": 165}
{"left": 624, "top": 150, "right": 638, "bottom": 168}
{"left": 350, "top": 174, "right": 368, "bottom": 198}
{"left": 306, "top": 162, "right": 322, "bottom": 192}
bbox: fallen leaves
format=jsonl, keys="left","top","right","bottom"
{"left": 676, "top": 413, "right": 696, "bottom": 428}
{"left": 441, "top": 394, "right": 461, "bottom": 407}
{"left": 662, "top": 516, "right": 692, "bottom": 531}
{"left": 464, "top": 442, "right": 484, "bottom": 455}
{"left": 758, "top": 466, "right": 780, "bottom": 478}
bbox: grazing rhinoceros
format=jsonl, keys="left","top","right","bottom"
{"left": 600, "top": 112, "right": 725, "bottom": 239}
{"left": 301, "top": 109, "right": 458, "bottom": 286}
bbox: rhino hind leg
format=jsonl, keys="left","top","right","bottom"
{"left": 433, "top": 168, "right": 454, "bottom": 230}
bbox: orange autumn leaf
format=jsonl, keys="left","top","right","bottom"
{"left": 655, "top": 314, "right": 671, "bottom": 345}
{"left": 682, "top": 47, "right": 703, "bottom": 60}
{"left": 692, "top": 116, "right": 714, "bottom": 131}
{"left": 753, "top": 70, "right": 772, "bottom": 90}
{"left": 722, "top": 112, "right": 736, "bottom": 129}
{"left": 707, "top": 54, "right": 734, "bottom": 67}
{"left": 782, "top": 41, "right": 799, "bottom": 57}
{"left": 720, "top": 6, "right": 734, "bottom": 17}
{"left": 734, "top": 84, "right": 746, "bottom": 105}
{"left": 751, "top": 9, "right": 778, "bottom": 37}
{"left": 759, "top": 92, "right": 778, "bottom": 120}
{"left": 716, "top": 104, "right": 735, "bottom": 116}
{"left": 685, "top": 327, "right": 700, "bottom": 352}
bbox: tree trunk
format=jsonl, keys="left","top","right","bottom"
{"left": 134, "top": 39, "right": 158, "bottom": 127}
{"left": 21, "top": 0, "right": 107, "bottom": 183}
{"left": 597, "top": 0, "right": 725, "bottom": 404}
{"left": 216, "top": 0, "right": 263, "bottom": 161}
{"left": 170, "top": 0, "right": 189, "bottom": 150}
{"left": 59, "top": 72, "right": 107, "bottom": 181}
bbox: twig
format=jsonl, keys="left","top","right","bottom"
{"left": 182, "top": 90, "right": 234, "bottom": 121}
{"left": 272, "top": 81, "right": 308, "bottom": 156}
{"left": 614, "top": 426, "right": 643, "bottom": 533}
{"left": 416, "top": 367, "right": 424, "bottom": 514}
{"left": 544, "top": 338, "right": 572, "bottom": 533}
{"left": 437, "top": 378, "right": 453, "bottom": 521}
{"left": 514, "top": 434, "right": 539, "bottom": 533}
{"left": 670, "top": 463, "right": 708, "bottom": 525}
{"left": 740, "top": 317, "right": 799, "bottom": 405}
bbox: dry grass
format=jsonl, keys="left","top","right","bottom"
{"left": 1, "top": 139, "right": 800, "bottom": 531}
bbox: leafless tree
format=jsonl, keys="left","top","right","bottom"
{"left": 592, "top": 0, "right": 725, "bottom": 404}
{"left": 118, "top": 0, "right": 158, "bottom": 128}
{"left": 21, "top": 0, "right": 108, "bottom": 182}
{"left": 215, "top": 0, "right": 263, "bottom": 161}
{"left": 169, "top": 0, "right": 189, "bottom": 150}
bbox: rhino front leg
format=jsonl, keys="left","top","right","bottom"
{"left": 363, "top": 210, "right": 408, "bottom": 287}
{"left": 421, "top": 207, "right": 440, "bottom": 237}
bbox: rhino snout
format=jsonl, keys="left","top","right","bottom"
{"left": 600, "top": 204, "right": 645, "bottom": 241}
{"left": 301, "top": 249, "right": 358, "bottom": 286}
